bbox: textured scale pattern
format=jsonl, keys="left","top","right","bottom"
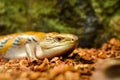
{"left": 0, "top": 32, "right": 46, "bottom": 54}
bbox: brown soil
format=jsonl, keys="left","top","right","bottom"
{"left": 0, "top": 38, "right": 120, "bottom": 80}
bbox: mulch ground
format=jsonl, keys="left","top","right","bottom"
{"left": 0, "top": 38, "right": 120, "bottom": 80}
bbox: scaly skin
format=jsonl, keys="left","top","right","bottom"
{"left": 0, "top": 31, "right": 78, "bottom": 59}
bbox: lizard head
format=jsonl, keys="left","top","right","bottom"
{"left": 36, "top": 32, "right": 78, "bottom": 59}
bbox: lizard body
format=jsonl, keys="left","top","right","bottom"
{"left": 0, "top": 31, "right": 78, "bottom": 59}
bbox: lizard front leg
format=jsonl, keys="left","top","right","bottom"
{"left": 25, "top": 43, "right": 37, "bottom": 60}
{"left": 25, "top": 36, "right": 44, "bottom": 60}
{"left": 25, "top": 43, "right": 44, "bottom": 60}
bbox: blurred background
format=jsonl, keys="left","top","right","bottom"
{"left": 0, "top": 0, "right": 120, "bottom": 48}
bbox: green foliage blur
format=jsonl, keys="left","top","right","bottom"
{"left": 0, "top": 0, "right": 120, "bottom": 47}
{"left": 0, "top": 0, "right": 76, "bottom": 34}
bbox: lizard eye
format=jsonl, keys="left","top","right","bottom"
{"left": 56, "top": 37, "right": 63, "bottom": 41}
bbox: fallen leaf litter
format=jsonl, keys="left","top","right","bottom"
{"left": 0, "top": 38, "right": 120, "bottom": 80}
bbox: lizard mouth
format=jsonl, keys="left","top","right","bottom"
{"left": 41, "top": 41, "right": 76, "bottom": 49}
